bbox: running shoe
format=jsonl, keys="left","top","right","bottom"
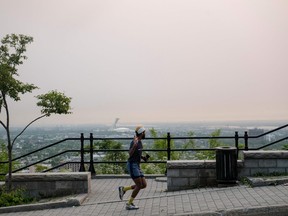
{"left": 126, "top": 203, "right": 139, "bottom": 210}
{"left": 118, "top": 186, "right": 125, "bottom": 200}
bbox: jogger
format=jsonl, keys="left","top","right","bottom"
{"left": 118, "top": 125, "right": 149, "bottom": 210}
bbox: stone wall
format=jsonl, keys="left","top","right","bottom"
{"left": 167, "top": 160, "right": 217, "bottom": 191}
{"left": 240, "top": 151, "right": 288, "bottom": 177}
{"left": 167, "top": 151, "right": 288, "bottom": 191}
{"left": 6, "top": 172, "right": 91, "bottom": 198}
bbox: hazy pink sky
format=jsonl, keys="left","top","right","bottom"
{"left": 0, "top": 0, "right": 287, "bottom": 126}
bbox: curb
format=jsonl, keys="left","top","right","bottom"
{"left": 246, "top": 176, "right": 288, "bottom": 187}
{"left": 174, "top": 204, "right": 288, "bottom": 216}
{"left": 0, "top": 193, "right": 88, "bottom": 214}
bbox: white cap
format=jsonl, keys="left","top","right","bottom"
{"left": 135, "top": 126, "right": 145, "bottom": 134}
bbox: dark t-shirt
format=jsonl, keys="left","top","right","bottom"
{"left": 128, "top": 139, "right": 143, "bottom": 163}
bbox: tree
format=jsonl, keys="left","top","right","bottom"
{"left": 282, "top": 144, "right": 288, "bottom": 150}
{"left": 35, "top": 164, "right": 48, "bottom": 173}
{"left": 0, "top": 142, "right": 19, "bottom": 181}
{"left": 179, "top": 131, "right": 196, "bottom": 160}
{"left": 146, "top": 128, "right": 179, "bottom": 174}
{"left": 194, "top": 129, "right": 224, "bottom": 160}
{"left": 93, "top": 140, "right": 127, "bottom": 174}
{"left": 0, "top": 34, "right": 72, "bottom": 190}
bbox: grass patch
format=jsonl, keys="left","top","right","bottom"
{"left": 253, "top": 172, "right": 288, "bottom": 178}
{"left": 240, "top": 177, "right": 252, "bottom": 187}
{"left": 0, "top": 186, "right": 35, "bottom": 207}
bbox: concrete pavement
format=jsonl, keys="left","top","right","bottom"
{"left": 1, "top": 177, "right": 288, "bottom": 216}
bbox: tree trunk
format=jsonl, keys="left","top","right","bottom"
{"left": 7, "top": 142, "right": 12, "bottom": 191}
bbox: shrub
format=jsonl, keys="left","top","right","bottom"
{"left": 0, "top": 186, "right": 35, "bottom": 207}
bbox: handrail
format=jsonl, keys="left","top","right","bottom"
{"left": 250, "top": 136, "right": 288, "bottom": 150}
{"left": 0, "top": 124, "right": 287, "bottom": 176}
{"left": 12, "top": 150, "right": 80, "bottom": 173}
{"left": 247, "top": 124, "right": 288, "bottom": 138}
{"left": 8, "top": 138, "right": 80, "bottom": 163}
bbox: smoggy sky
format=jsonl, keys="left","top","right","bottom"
{"left": 0, "top": 0, "right": 288, "bottom": 126}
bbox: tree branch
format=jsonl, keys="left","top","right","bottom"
{"left": 0, "top": 120, "right": 7, "bottom": 130}
{"left": 12, "top": 114, "right": 48, "bottom": 148}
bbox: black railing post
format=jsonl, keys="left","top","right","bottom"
{"left": 235, "top": 131, "right": 239, "bottom": 159}
{"left": 244, "top": 131, "right": 249, "bottom": 151}
{"left": 88, "top": 133, "right": 96, "bottom": 176}
{"left": 167, "top": 132, "right": 171, "bottom": 161}
{"left": 79, "top": 133, "right": 86, "bottom": 172}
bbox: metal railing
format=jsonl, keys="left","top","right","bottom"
{"left": 1, "top": 124, "right": 288, "bottom": 177}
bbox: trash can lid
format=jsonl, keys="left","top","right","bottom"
{"left": 216, "top": 146, "right": 236, "bottom": 150}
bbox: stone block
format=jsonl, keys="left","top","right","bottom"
{"left": 167, "top": 169, "right": 179, "bottom": 177}
{"left": 238, "top": 168, "right": 251, "bottom": 178}
{"left": 56, "top": 181, "right": 73, "bottom": 189}
{"left": 167, "top": 177, "right": 173, "bottom": 186}
{"left": 268, "top": 168, "right": 286, "bottom": 174}
{"left": 250, "top": 168, "right": 268, "bottom": 176}
{"left": 180, "top": 169, "right": 198, "bottom": 177}
{"left": 206, "top": 178, "right": 217, "bottom": 186}
{"left": 198, "top": 169, "right": 215, "bottom": 178}
{"left": 189, "top": 177, "right": 199, "bottom": 186}
{"left": 277, "top": 159, "right": 288, "bottom": 168}
{"left": 258, "top": 159, "right": 277, "bottom": 168}
{"left": 171, "top": 178, "right": 189, "bottom": 187}
{"left": 244, "top": 159, "right": 259, "bottom": 168}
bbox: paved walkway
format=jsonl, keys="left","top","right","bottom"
{"left": 1, "top": 177, "right": 288, "bottom": 216}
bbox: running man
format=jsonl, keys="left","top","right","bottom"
{"left": 118, "top": 125, "right": 149, "bottom": 210}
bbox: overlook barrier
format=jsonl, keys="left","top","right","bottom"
{"left": 0, "top": 124, "right": 288, "bottom": 177}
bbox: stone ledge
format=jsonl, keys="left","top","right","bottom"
{"left": 5, "top": 172, "right": 91, "bottom": 199}
{"left": 167, "top": 160, "right": 216, "bottom": 169}
{"left": 246, "top": 176, "right": 288, "bottom": 187}
{"left": 244, "top": 150, "right": 288, "bottom": 159}
{"left": 6, "top": 172, "right": 90, "bottom": 182}
{"left": 167, "top": 160, "right": 244, "bottom": 169}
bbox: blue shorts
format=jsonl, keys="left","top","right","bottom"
{"left": 127, "top": 161, "right": 144, "bottom": 179}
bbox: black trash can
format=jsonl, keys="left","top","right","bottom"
{"left": 216, "top": 147, "right": 237, "bottom": 184}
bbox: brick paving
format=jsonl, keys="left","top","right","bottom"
{"left": 1, "top": 178, "right": 288, "bottom": 216}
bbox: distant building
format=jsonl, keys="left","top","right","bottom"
{"left": 63, "top": 156, "right": 81, "bottom": 172}
{"left": 63, "top": 162, "right": 80, "bottom": 172}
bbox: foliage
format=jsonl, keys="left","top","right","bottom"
{"left": 0, "top": 186, "right": 34, "bottom": 207}
{"left": 282, "top": 144, "right": 288, "bottom": 150}
{"left": 0, "top": 142, "right": 18, "bottom": 181}
{"left": 94, "top": 140, "right": 127, "bottom": 174}
{"left": 36, "top": 91, "right": 72, "bottom": 116}
{"left": 180, "top": 131, "right": 196, "bottom": 160}
{"left": 253, "top": 171, "right": 288, "bottom": 177}
{"left": 143, "top": 128, "right": 179, "bottom": 174}
{"left": 0, "top": 34, "right": 37, "bottom": 103}
{"left": 141, "top": 163, "right": 164, "bottom": 174}
{"left": 35, "top": 164, "right": 47, "bottom": 173}
{"left": 237, "top": 143, "right": 245, "bottom": 160}
{"left": 0, "top": 143, "right": 9, "bottom": 180}
{"left": 239, "top": 177, "right": 251, "bottom": 187}
{"left": 0, "top": 34, "right": 72, "bottom": 190}
{"left": 150, "top": 128, "right": 179, "bottom": 160}
{"left": 193, "top": 129, "right": 225, "bottom": 160}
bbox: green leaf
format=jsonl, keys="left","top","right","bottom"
{"left": 36, "top": 90, "right": 72, "bottom": 115}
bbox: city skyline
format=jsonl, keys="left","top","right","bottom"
{"left": 1, "top": 0, "right": 288, "bottom": 127}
